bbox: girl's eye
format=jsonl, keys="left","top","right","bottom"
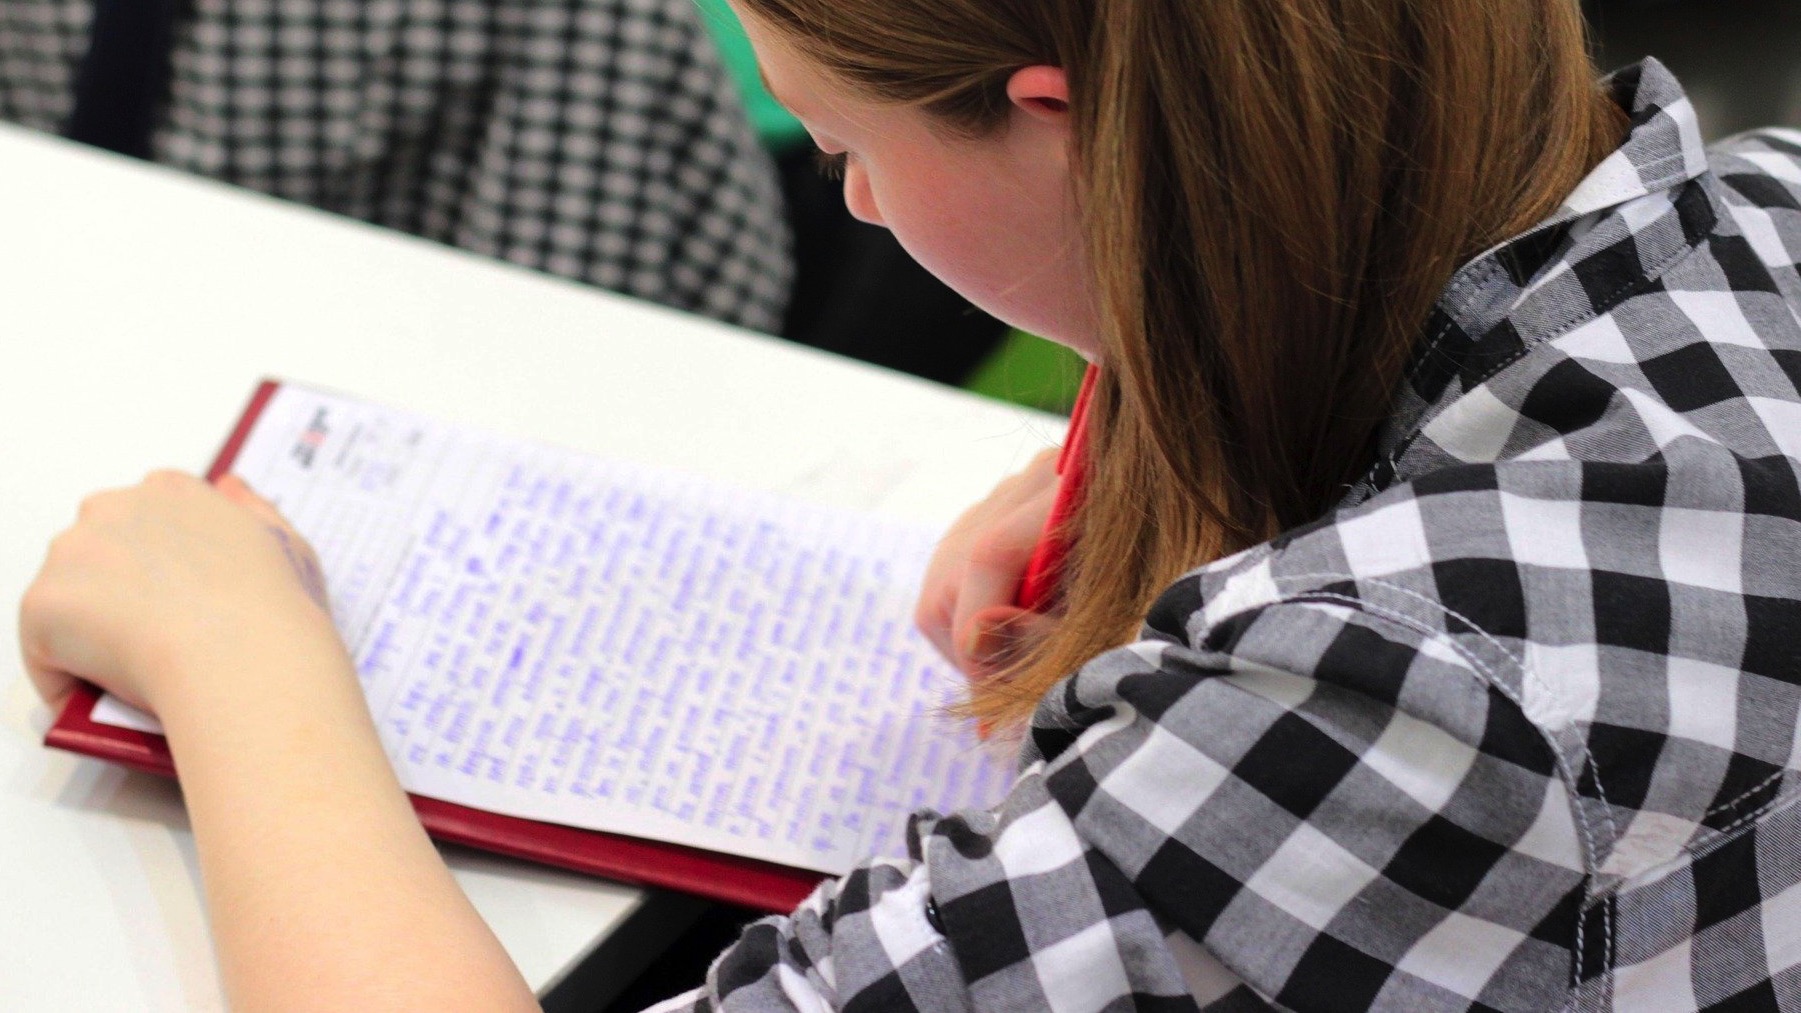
{"left": 814, "top": 149, "right": 849, "bottom": 181}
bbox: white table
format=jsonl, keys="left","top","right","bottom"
{"left": 0, "top": 123, "right": 1064, "bottom": 1010}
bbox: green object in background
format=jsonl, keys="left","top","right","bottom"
{"left": 693, "top": 0, "right": 812, "bottom": 152}
{"left": 963, "top": 329, "right": 1087, "bottom": 414}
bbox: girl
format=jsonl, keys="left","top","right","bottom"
{"left": 23, "top": 0, "right": 1801, "bottom": 1009}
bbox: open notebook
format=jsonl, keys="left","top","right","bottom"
{"left": 48, "top": 380, "right": 1013, "bottom": 912}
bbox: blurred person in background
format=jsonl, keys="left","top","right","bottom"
{"left": 0, "top": 0, "right": 788, "bottom": 331}
{"left": 0, "top": 0, "right": 1011, "bottom": 382}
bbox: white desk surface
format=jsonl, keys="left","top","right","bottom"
{"left": 0, "top": 123, "right": 1063, "bottom": 1010}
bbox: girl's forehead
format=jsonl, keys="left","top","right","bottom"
{"left": 732, "top": 7, "right": 811, "bottom": 104}
{"left": 736, "top": 12, "right": 895, "bottom": 131}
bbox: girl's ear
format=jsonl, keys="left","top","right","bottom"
{"left": 1006, "top": 65, "right": 1070, "bottom": 124}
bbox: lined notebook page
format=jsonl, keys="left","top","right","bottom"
{"left": 94, "top": 384, "right": 1013, "bottom": 874}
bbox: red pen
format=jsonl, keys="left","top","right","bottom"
{"left": 977, "top": 363, "right": 1097, "bottom": 740}
{"left": 1015, "top": 362, "right": 1098, "bottom": 612}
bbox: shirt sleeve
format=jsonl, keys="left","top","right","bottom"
{"left": 640, "top": 554, "right": 1590, "bottom": 1011}
{"left": 1038, "top": 601, "right": 1589, "bottom": 1010}
{"left": 640, "top": 758, "right": 1208, "bottom": 1011}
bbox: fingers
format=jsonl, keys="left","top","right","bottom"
{"left": 18, "top": 534, "right": 133, "bottom": 711}
{"left": 23, "top": 661, "right": 76, "bottom": 712}
{"left": 948, "top": 492, "right": 1053, "bottom": 667}
{"left": 917, "top": 448, "right": 1064, "bottom": 677}
{"left": 916, "top": 484, "right": 1032, "bottom": 665}
{"left": 19, "top": 560, "right": 57, "bottom": 706}
{"left": 21, "top": 480, "right": 167, "bottom": 713}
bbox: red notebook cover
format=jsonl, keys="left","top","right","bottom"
{"left": 44, "top": 379, "right": 824, "bottom": 914}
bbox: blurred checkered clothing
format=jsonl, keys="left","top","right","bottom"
{"left": 648, "top": 60, "right": 1801, "bottom": 1011}
{"left": 0, "top": 0, "right": 791, "bottom": 332}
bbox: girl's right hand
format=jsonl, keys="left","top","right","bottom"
{"left": 916, "top": 447, "right": 1061, "bottom": 679}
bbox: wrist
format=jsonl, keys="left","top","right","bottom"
{"left": 145, "top": 606, "right": 358, "bottom": 738}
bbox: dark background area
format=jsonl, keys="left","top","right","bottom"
{"left": 1587, "top": 0, "right": 1801, "bottom": 138}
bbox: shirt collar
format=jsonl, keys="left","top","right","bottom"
{"left": 1350, "top": 59, "right": 1719, "bottom": 502}
{"left": 1548, "top": 58, "right": 1711, "bottom": 228}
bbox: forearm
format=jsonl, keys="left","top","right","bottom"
{"left": 156, "top": 634, "right": 539, "bottom": 1013}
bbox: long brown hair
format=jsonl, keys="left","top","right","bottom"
{"left": 736, "top": 0, "right": 1626, "bottom": 731}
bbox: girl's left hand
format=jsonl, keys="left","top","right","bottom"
{"left": 20, "top": 471, "right": 344, "bottom": 719}
{"left": 23, "top": 474, "right": 543, "bottom": 1011}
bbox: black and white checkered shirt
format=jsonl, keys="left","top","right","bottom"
{"left": 0, "top": 0, "right": 791, "bottom": 332}
{"left": 648, "top": 60, "right": 1801, "bottom": 1012}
